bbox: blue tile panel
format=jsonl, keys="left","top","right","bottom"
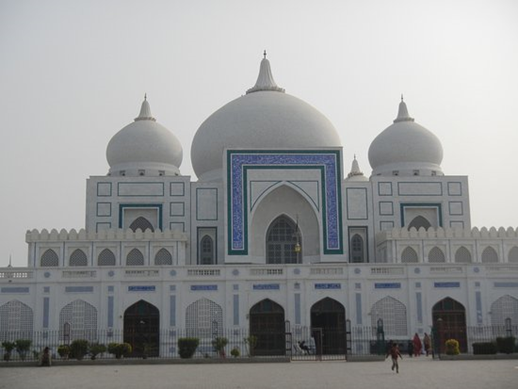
{"left": 108, "top": 296, "right": 114, "bottom": 328}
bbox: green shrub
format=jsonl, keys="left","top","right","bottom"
{"left": 445, "top": 339, "right": 460, "bottom": 355}
{"left": 69, "top": 339, "right": 89, "bottom": 360}
{"left": 57, "top": 344, "right": 70, "bottom": 359}
{"left": 178, "top": 337, "right": 199, "bottom": 359}
{"left": 472, "top": 342, "right": 497, "bottom": 355}
{"left": 230, "top": 347, "right": 240, "bottom": 358}
{"left": 14, "top": 339, "right": 32, "bottom": 361}
{"left": 2, "top": 341, "right": 16, "bottom": 361}
{"left": 496, "top": 336, "right": 515, "bottom": 354}
{"left": 107, "top": 342, "right": 132, "bottom": 359}
{"left": 244, "top": 336, "right": 258, "bottom": 356}
{"left": 89, "top": 343, "right": 106, "bottom": 360}
{"left": 212, "top": 337, "right": 228, "bottom": 357}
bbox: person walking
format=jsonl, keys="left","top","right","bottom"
{"left": 386, "top": 343, "right": 403, "bottom": 373}
{"left": 413, "top": 333, "right": 422, "bottom": 357}
{"left": 423, "top": 333, "right": 431, "bottom": 356}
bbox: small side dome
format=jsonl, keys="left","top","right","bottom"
{"left": 368, "top": 98, "right": 443, "bottom": 177}
{"left": 190, "top": 52, "right": 342, "bottom": 181}
{"left": 106, "top": 96, "right": 183, "bottom": 177}
{"left": 346, "top": 155, "right": 368, "bottom": 182}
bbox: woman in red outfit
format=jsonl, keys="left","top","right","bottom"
{"left": 413, "top": 333, "right": 422, "bottom": 357}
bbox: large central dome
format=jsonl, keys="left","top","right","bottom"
{"left": 190, "top": 54, "right": 342, "bottom": 181}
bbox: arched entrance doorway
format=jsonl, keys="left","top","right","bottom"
{"left": 249, "top": 299, "right": 285, "bottom": 356}
{"left": 310, "top": 298, "right": 346, "bottom": 355}
{"left": 432, "top": 297, "right": 467, "bottom": 353}
{"left": 124, "top": 300, "right": 160, "bottom": 357}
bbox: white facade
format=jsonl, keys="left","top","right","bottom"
{"left": 1, "top": 55, "right": 518, "bottom": 355}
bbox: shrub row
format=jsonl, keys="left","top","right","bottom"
{"left": 473, "top": 337, "right": 516, "bottom": 355}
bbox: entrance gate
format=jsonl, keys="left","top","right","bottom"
{"left": 124, "top": 300, "right": 160, "bottom": 358}
{"left": 432, "top": 297, "right": 468, "bottom": 353}
{"left": 310, "top": 298, "right": 346, "bottom": 356}
{"left": 249, "top": 299, "right": 285, "bottom": 356}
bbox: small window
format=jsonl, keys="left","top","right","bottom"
{"left": 158, "top": 170, "right": 165, "bottom": 176}
{"left": 392, "top": 170, "right": 399, "bottom": 176}
{"left": 431, "top": 171, "right": 437, "bottom": 176}
{"left": 120, "top": 170, "right": 126, "bottom": 176}
{"left": 413, "top": 170, "right": 419, "bottom": 176}
{"left": 138, "top": 170, "right": 145, "bottom": 176}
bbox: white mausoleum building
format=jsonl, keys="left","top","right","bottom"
{"left": 1, "top": 54, "right": 518, "bottom": 356}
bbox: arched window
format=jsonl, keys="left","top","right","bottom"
{"left": 481, "top": 247, "right": 498, "bottom": 263}
{"left": 185, "top": 298, "right": 223, "bottom": 338}
{"left": 401, "top": 247, "right": 418, "bottom": 263}
{"left": 59, "top": 300, "right": 97, "bottom": 341}
{"left": 200, "top": 236, "right": 214, "bottom": 265}
{"left": 154, "top": 248, "right": 172, "bottom": 266}
{"left": 69, "top": 249, "right": 88, "bottom": 267}
{"left": 266, "top": 216, "right": 301, "bottom": 264}
{"left": 350, "top": 234, "right": 364, "bottom": 263}
{"left": 490, "top": 295, "right": 518, "bottom": 327}
{"left": 0, "top": 300, "right": 33, "bottom": 337}
{"left": 98, "top": 249, "right": 116, "bottom": 266}
{"left": 408, "top": 216, "right": 431, "bottom": 231}
{"left": 370, "top": 297, "right": 407, "bottom": 336}
{"left": 428, "top": 247, "right": 445, "bottom": 263}
{"left": 129, "top": 217, "right": 154, "bottom": 232}
{"left": 40, "top": 249, "right": 59, "bottom": 267}
{"left": 508, "top": 246, "right": 518, "bottom": 263}
{"left": 455, "top": 246, "right": 472, "bottom": 263}
{"left": 126, "top": 249, "right": 144, "bottom": 266}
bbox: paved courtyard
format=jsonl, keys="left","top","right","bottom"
{"left": 0, "top": 358, "right": 516, "bottom": 389}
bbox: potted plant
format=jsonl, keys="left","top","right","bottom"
{"left": 445, "top": 339, "right": 460, "bottom": 355}
{"left": 244, "top": 336, "right": 258, "bottom": 357}
{"left": 178, "top": 337, "right": 199, "bottom": 359}
{"left": 70, "top": 339, "right": 89, "bottom": 360}
{"left": 89, "top": 343, "right": 106, "bottom": 360}
{"left": 57, "top": 344, "right": 71, "bottom": 360}
{"left": 212, "top": 337, "right": 228, "bottom": 358}
{"left": 230, "top": 347, "right": 240, "bottom": 358}
{"left": 2, "top": 341, "right": 16, "bottom": 362}
{"left": 14, "top": 339, "right": 32, "bottom": 361}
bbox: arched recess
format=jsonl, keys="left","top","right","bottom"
{"left": 200, "top": 235, "right": 215, "bottom": 265}
{"left": 41, "top": 249, "right": 59, "bottom": 267}
{"left": 59, "top": 300, "right": 97, "bottom": 342}
{"left": 249, "top": 299, "right": 285, "bottom": 356}
{"left": 310, "top": 298, "right": 346, "bottom": 354}
{"left": 266, "top": 215, "right": 301, "bottom": 264}
{"left": 370, "top": 296, "right": 408, "bottom": 336}
{"left": 124, "top": 300, "right": 160, "bottom": 357}
{"left": 408, "top": 216, "right": 431, "bottom": 231}
{"left": 454, "top": 246, "right": 472, "bottom": 263}
{"left": 509, "top": 247, "right": 518, "bottom": 263}
{"left": 129, "top": 217, "right": 154, "bottom": 232}
{"left": 428, "top": 247, "right": 445, "bottom": 263}
{"left": 432, "top": 297, "right": 467, "bottom": 353}
{"left": 481, "top": 247, "right": 498, "bottom": 263}
{"left": 0, "top": 300, "right": 34, "bottom": 338}
{"left": 185, "top": 298, "right": 223, "bottom": 339}
{"left": 98, "top": 249, "right": 116, "bottom": 266}
{"left": 401, "top": 247, "right": 418, "bottom": 263}
{"left": 126, "top": 248, "right": 144, "bottom": 266}
{"left": 490, "top": 295, "right": 518, "bottom": 327}
{"left": 249, "top": 184, "right": 319, "bottom": 262}
{"left": 69, "top": 249, "right": 88, "bottom": 266}
{"left": 154, "top": 248, "right": 172, "bottom": 266}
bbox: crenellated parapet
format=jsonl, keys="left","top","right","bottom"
{"left": 378, "top": 226, "right": 518, "bottom": 241}
{"left": 26, "top": 228, "right": 188, "bottom": 243}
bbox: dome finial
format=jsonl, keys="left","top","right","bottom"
{"left": 246, "top": 52, "right": 285, "bottom": 94}
{"left": 347, "top": 155, "right": 366, "bottom": 179}
{"left": 135, "top": 95, "right": 156, "bottom": 122}
{"left": 394, "top": 95, "right": 414, "bottom": 123}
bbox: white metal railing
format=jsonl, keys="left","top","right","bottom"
{"left": 62, "top": 270, "right": 97, "bottom": 278}
{"left": 0, "top": 271, "right": 33, "bottom": 279}
{"left": 124, "top": 270, "right": 160, "bottom": 277}
{"left": 250, "top": 268, "right": 284, "bottom": 276}
{"left": 370, "top": 267, "right": 404, "bottom": 275}
{"left": 187, "top": 269, "right": 221, "bottom": 276}
{"left": 310, "top": 267, "right": 343, "bottom": 275}
{"left": 430, "top": 266, "right": 463, "bottom": 274}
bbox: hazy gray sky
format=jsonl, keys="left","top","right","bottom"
{"left": 1, "top": 0, "right": 517, "bottom": 267}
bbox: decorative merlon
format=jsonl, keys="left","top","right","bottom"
{"left": 25, "top": 228, "right": 188, "bottom": 243}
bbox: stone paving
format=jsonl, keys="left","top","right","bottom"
{"left": 0, "top": 358, "right": 516, "bottom": 389}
